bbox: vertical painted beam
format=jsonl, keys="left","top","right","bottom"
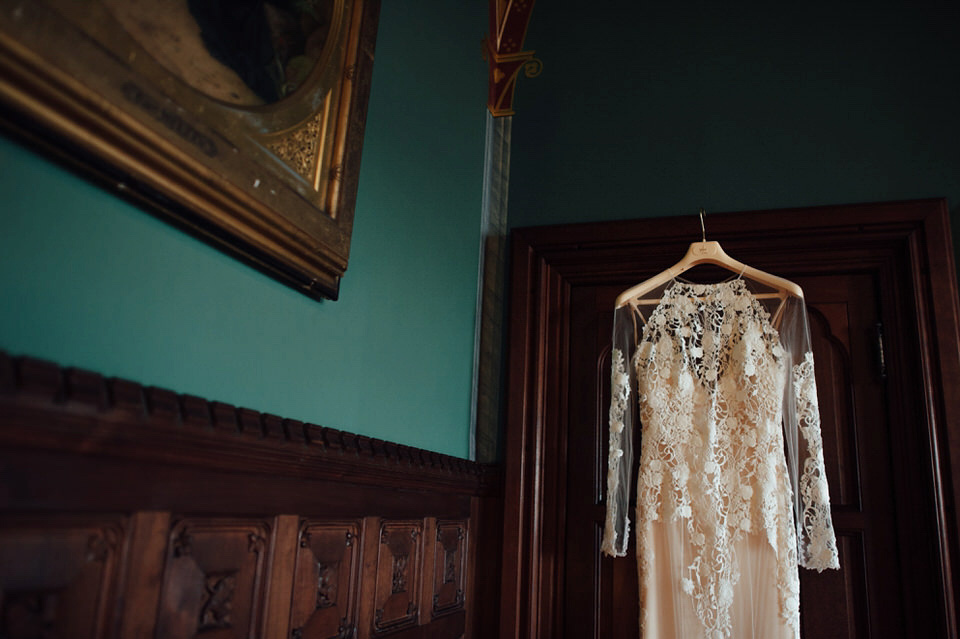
{"left": 471, "top": 112, "right": 512, "bottom": 462}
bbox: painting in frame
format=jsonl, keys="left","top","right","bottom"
{"left": 0, "top": 0, "right": 381, "bottom": 300}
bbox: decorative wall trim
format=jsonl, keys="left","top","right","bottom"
{"left": 0, "top": 352, "right": 497, "bottom": 498}
{"left": 484, "top": 0, "right": 540, "bottom": 116}
{"left": 0, "top": 352, "right": 503, "bottom": 639}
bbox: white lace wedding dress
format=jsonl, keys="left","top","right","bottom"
{"left": 602, "top": 278, "right": 840, "bottom": 639}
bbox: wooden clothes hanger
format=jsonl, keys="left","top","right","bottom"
{"left": 614, "top": 209, "right": 804, "bottom": 309}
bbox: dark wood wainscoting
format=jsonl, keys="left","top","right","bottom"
{"left": 499, "top": 199, "right": 960, "bottom": 638}
{"left": 0, "top": 353, "right": 503, "bottom": 639}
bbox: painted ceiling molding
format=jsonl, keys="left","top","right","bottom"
{"left": 485, "top": 0, "right": 541, "bottom": 116}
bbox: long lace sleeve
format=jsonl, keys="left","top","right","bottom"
{"left": 779, "top": 295, "right": 840, "bottom": 571}
{"left": 602, "top": 305, "right": 638, "bottom": 557}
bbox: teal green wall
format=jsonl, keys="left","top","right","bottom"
{"left": 9, "top": 3, "right": 954, "bottom": 460}
{"left": 0, "top": 1, "right": 486, "bottom": 458}
{"left": 510, "top": 3, "right": 960, "bottom": 231}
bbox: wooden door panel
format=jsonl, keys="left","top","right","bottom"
{"left": 797, "top": 273, "right": 893, "bottom": 638}
{"left": 0, "top": 515, "right": 126, "bottom": 639}
{"left": 800, "top": 531, "right": 869, "bottom": 638}
{"left": 291, "top": 521, "right": 361, "bottom": 639}
{"left": 372, "top": 521, "right": 424, "bottom": 635}
{"left": 804, "top": 302, "right": 859, "bottom": 509}
{"left": 502, "top": 201, "right": 960, "bottom": 639}
{"left": 563, "top": 287, "right": 611, "bottom": 639}
{"left": 799, "top": 273, "right": 911, "bottom": 638}
{"left": 155, "top": 518, "right": 272, "bottom": 639}
{"left": 432, "top": 520, "right": 468, "bottom": 619}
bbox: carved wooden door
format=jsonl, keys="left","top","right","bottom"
{"left": 497, "top": 201, "right": 960, "bottom": 639}
{"left": 563, "top": 267, "right": 945, "bottom": 639}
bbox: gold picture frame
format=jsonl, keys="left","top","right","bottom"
{"left": 0, "top": 0, "right": 380, "bottom": 300}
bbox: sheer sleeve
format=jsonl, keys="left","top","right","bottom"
{"left": 602, "top": 304, "right": 639, "bottom": 557}
{"left": 778, "top": 295, "right": 841, "bottom": 571}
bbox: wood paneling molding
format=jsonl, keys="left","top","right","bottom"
{"left": 0, "top": 352, "right": 503, "bottom": 639}
{"left": 0, "top": 352, "right": 497, "bottom": 497}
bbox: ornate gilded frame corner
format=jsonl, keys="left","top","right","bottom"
{"left": 0, "top": 0, "right": 381, "bottom": 300}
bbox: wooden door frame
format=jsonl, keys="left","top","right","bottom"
{"left": 498, "top": 199, "right": 960, "bottom": 638}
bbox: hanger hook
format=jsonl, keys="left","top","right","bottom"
{"left": 699, "top": 207, "right": 707, "bottom": 242}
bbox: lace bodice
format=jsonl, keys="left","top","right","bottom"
{"left": 602, "top": 278, "right": 839, "bottom": 638}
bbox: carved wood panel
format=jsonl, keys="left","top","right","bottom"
{"left": 373, "top": 521, "right": 423, "bottom": 635}
{"left": 0, "top": 516, "right": 126, "bottom": 639}
{"left": 432, "top": 521, "right": 468, "bottom": 618}
{"left": 290, "top": 521, "right": 361, "bottom": 639}
{"left": 0, "top": 352, "right": 498, "bottom": 639}
{"left": 155, "top": 518, "right": 272, "bottom": 639}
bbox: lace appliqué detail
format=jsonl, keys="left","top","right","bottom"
{"left": 793, "top": 352, "right": 840, "bottom": 571}
{"left": 634, "top": 280, "right": 804, "bottom": 638}
{"left": 602, "top": 347, "right": 631, "bottom": 557}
